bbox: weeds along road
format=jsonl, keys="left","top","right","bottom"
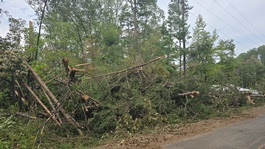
{"left": 163, "top": 112, "right": 265, "bottom": 149}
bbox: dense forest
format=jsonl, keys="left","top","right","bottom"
{"left": 1, "top": 0, "right": 265, "bottom": 148}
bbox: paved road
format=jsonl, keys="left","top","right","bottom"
{"left": 163, "top": 113, "right": 265, "bottom": 149}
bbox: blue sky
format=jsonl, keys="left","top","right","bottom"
{"left": 1, "top": 0, "right": 265, "bottom": 55}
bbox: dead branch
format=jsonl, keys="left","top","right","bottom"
{"left": 45, "top": 75, "right": 64, "bottom": 84}
{"left": 15, "top": 80, "right": 26, "bottom": 98}
{"left": 23, "top": 60, "right": 83, "bottom": 132}
{"left": 83, "top": 56, "right": 163, "bottom": 81}
{"left": 15, "top": 90, "right": 28, "bottom": 106}
{"left": 41, "top": 88, "right": 63, "bottom": 123}
{"left": 15, "top": 112, "right": 37, "bottom": 119}
{"left": 21, "top": 80, "right": 61, "bottom": 127}
{"left": 178, "top": 91, "right": 200, "bottom": 97}
{"left": 251, "top": 94, "right": 265, "bottom": 97}
{"left": 74, "top": 63, "right": 92, "bottom": 67}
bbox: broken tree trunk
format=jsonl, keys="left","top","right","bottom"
{"left": 62, "top": 58, "right": 85, "bottom": 82}
{"left": 21, "top": 80, "right": 61, "bottom": 127}
{"left": 23, "top": 60, "right": 83, "bottom": 134}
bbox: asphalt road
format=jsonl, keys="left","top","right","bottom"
{"left": 163, "top": 113, "right": 265, "bottom": 149}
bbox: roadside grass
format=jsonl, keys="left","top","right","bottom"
{"left": 0, "top": 101, "right": 264, "bottom": 148}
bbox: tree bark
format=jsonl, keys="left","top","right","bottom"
{"left": 181, "top": 0, "right": 187, "bottom": 76}
{"left": 42, "top": 88, "right": 62, "bottom": 123}
{"left": 21, "top": 80, "right": 61, "bottom": 127}
{"left": 23, "top": 60, "right": 83, "bottom": 130}
{"left": 179, "top": 39, "right": 182, "bottom": 75}
{"left": 130, "top": 0, "right": 138, "bottom": 35}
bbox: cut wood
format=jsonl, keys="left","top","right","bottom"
{"left": 178, "top": 91, "right": 200, "bottom": 97}
{"left": 21, "top": 80, "right": 61, "bottom": 126}
{"left": 23, "top": 60, "right": 83, "bottom": 131}
{"left": 246, "top": 95, "right": 255, "bottom": 105}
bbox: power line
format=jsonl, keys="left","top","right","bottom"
{"left": 192, "top": 0, "right": 256, "bottom": 44}
{"left": 214, "top": 0, "right": 264, "bottom": 44}
{"left": 189, "top": 12, "right": 250, "bottom": 50}
{"left": 225, "top": 0, "right": 265, "bottom": 40}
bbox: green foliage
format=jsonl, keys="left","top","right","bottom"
{"left": 2, "top": 0, "right": 265, "bottom": 148}
{"left": 0, "top": 51, "right": 27, "bottom": 78}
{"left": 88, "top": 109, "right": 117, "bottom": 135}
{"left": 0, "top": 116, "right": 36, "bottom": 149}
{"left": 0, "top": 90, "right": 10, "bottom": 109}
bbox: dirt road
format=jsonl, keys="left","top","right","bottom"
{"left": 163, "top": 111, "right": 265, "bottom": 149}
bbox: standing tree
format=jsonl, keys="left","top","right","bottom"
{"left": 167, "top": 0, "right": 182, "bottom": 72}
{"left": 167, "top": 0, "right": 192, "bottom": 75}
{"left": 180, "top": 0, "right": 192, "bottom": 76}
{"left": 190, "top": 15, "right": 218, "bottom": 81}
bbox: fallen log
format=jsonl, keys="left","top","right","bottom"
{"left": 23, "top": 60, "right": 83, "bottom": 134}
{"left": 21, "top": 80, "right": 61, "bottom": 126}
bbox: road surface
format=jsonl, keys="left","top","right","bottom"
{"left": 163, "top": 113, "right": 265, "bottom": 149}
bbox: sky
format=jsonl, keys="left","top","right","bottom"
{"left": 1, "top": 0, "right": 265, "bottom": 55}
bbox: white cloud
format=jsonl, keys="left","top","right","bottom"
{"left": 0, "top": 0, "right": 36, "bottom": 37}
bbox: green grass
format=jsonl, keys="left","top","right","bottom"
{"left": 0, "top": 101, "right": 264, "bottom": 148}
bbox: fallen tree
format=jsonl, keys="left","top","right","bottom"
{"left": 23, "top": 60, "right": 83, "bottom": 135}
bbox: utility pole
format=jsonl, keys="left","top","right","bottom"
{"left": 181, "top": 0, "right": 187, "bottom": 76}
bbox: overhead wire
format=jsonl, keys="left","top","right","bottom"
{"left": 224, "top": 0, "right": 265, "bottom": 40}
{"left": 214, "top": 0, "right": 264, "bottom": 43}
{"left": 189, "top": 12, "right": 250, "bottom": 50}
{"left": 192, "top": 0, "right": 256, "bottom": 44}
